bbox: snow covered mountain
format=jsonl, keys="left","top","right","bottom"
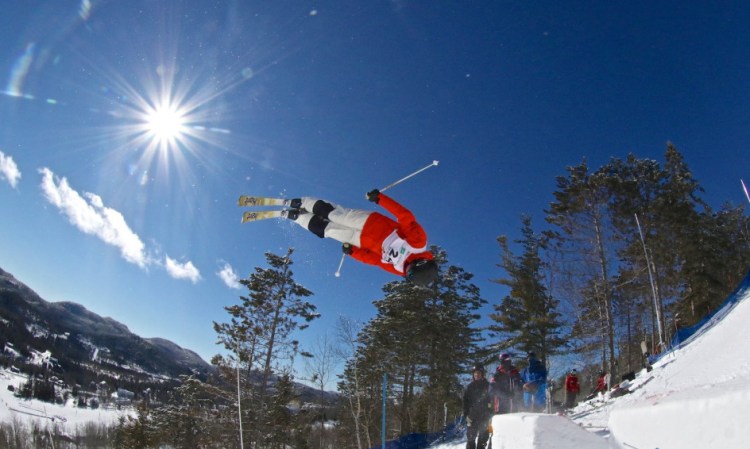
{"left": 0, "top": 267, "right": 211, "bottom": 385}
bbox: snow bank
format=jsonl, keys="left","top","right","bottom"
{"left": 609, "top": 378, "right": 750, "bottom": 449}
{"left": 490, "top": 413, "right": 606, "bottom": 449}
{"left": 602, "top": 281, "right": 750, "bottom": 449}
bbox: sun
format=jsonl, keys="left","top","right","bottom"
{"left": 144, "top": 101, "right": 187, "bottom": 146}
{"left": 93, "top": 58, "right": 239, "bottom": 187}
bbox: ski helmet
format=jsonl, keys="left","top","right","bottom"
{"left": 406, "top": 258, "right": 438, "bottom": 287}
{"left": 472, "top": 364, "right": 485, "bottom": 374}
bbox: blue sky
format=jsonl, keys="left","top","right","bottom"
{"left": 1, "top": 1, "right": 749, "bottom": 386}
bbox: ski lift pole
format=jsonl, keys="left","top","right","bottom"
{"left": 376, "top": 160, "right": 439, "bottom": 195}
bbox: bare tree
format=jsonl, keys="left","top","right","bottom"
{"left": 335, "top": 316, "right": 370, "bottom": 449}
{"left": 304, "top": 333, "right": 338, "bottom": 449}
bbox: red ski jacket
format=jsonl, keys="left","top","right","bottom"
{"left": 349, "top": 193, "right": 434, "bottom": 276}
{"left": 565, "top": 374, "right": 580, "bottom": 393}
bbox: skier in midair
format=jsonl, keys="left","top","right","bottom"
{"left": 284, "top": 189, "right": 438, "bottom": 286}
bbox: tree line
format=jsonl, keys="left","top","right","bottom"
{"left": 111, "top": 144, "right": 749, "bottom": 449}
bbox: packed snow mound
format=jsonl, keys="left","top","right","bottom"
{"left": 490, "top": 413, "right": 606, "bottom": 449}
{"left": 608, "top": 378, "right": 750, "bottom": 449}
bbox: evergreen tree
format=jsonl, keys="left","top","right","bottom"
{"left": 264, "top": 372, "right": 307, "bottom": 449}
{"left": 151, "top": 376, "right": 235, "bottom": 449}
{"left": 546, "top": 160, "right": 620, "bottom": 375}
{"left": 598, "top": 153, "right": 670, "bottom": 356}
{"left": 490, "top": 215, "right": 566, "bottom": 360}
{"left": 114, "top": 402, "right": 159, "bottom": 449}
{"left": 338, "top": 246, "right": 484, "bottom": 443}
{"left": 213, "top": 248, "right": 318, "bottom": 448}
{"left": 676, "top": 204, "right": 750, "bottom": 325}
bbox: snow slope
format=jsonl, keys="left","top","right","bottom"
{"left": 431, "top": 275, "right": 750, "bottom": 449}
{"left": 0, "top": 369, "right": 126, "bottom": 430}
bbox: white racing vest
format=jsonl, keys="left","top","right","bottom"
{"left": 381, "top": 230, "right": 426, "bottom": 273}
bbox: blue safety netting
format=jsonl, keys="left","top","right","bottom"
{"left": 370, "top": 418, "right": 464, "bottom": 449}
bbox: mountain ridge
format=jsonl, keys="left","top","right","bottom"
{"left": 0, "top": 266, "right": 211, "bottom": 384}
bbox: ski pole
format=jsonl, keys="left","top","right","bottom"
{"left": 377, "top": 160, "right": 439, "bottom": 195}
{"left": 334, "top": 253, "right": 346, "bottom": 278}
{"left": 742, "top": 179, "right": 750, "bottom": 206}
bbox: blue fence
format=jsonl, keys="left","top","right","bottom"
{"left": 370, "top": 418, "right": 464, "bottom": 449}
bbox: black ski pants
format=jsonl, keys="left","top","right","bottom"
{"left": 466, "top": 419, "right": 490, "bottom": 449}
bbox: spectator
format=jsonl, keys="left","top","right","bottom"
{"left": 595, "top": 370, "right": 609, "bottom": 393}
{"left": 564, "top": 369, "right": 580, "bottom": 409}
{"left": 463, "top": 364, "right": 493, "bottom": 449}
{"left": 520, "top": 352, "right": 548, "bottom": 412}
{"left": 583, "top": 370, "right": 610, "bottom": 401}
{"left": 491, "top": 353, "right": 522, "bottom": 414}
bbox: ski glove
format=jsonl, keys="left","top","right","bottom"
{"left": 366, "top": 189, "right": 380, "bottom": 203}
{"left": 466, "top": 417, "right": 472, "bottom": 427}
{"left": 342, "top": 243, "right": 353, "bottom": 255}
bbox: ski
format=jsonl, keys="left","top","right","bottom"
{"left": 238, "top": 195, "right": 291, "bottom": 207}
{"left": 241, "top": 209, "right": 294, "bottom": 223}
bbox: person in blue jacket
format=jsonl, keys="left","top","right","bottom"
{"left": 520, "top": 352, "right": 548, "bottom": 412}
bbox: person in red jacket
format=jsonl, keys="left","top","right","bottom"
{"left": 564, "top": 369, "right": 580, "bottom": 409}
{"left": 286, "top": 189, "right": 438, "bottom": 286}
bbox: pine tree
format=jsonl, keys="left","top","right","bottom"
{"left": 114, "top": 402, "right": 159, "bottom": 449}
{"left": 338, "top": 246, "right": 485, "bottom": 443}
{"left": 150, "top": 375, "right": 235, "bottom": 449}
{"left": 213, "top": 248, "right": 318, "bottom": 448}
{"left": 546, "top": 160, "right": 620, "bottom": 376}
{"left": 490, "top": 215, "right": 566, "bottom": 360}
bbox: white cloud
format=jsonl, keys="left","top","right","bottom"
{"left": 165, "top": 256, "right": 201, "bottom": 283}
{"left": 39, "top": 167, "right": 149, "bottom": 268}
{"left": 0, "top": 150, "right": 21, "bottom": 188}
{"left": 217, "top": 262, "right": 242, "bottom": 289}
{"left": 38, "top": 167, "right": 203, "bottom": 283}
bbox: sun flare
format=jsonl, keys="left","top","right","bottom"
{"left": 145, "top": 103, "right": 187, "bottom": 144}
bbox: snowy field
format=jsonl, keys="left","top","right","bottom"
{"left": 432, "top": 279, "right": 750, "bottom": 449}
{"left": 0, "top": 370, "right": 126, "bottom": 431}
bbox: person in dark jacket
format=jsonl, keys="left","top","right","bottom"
{"left": 520, "top": 352, "right": 548, "bottom": 412}
{"left": 463, "top": 364, "right": 492, "bottom": 449}
{"left": 564, "top": 369, "right": 580, "bottom": 409}
{"left": 490, "top": 353, "right": 522, "bottom": 414}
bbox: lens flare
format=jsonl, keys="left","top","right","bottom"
{"left": 144, "top": 101, "right": 187, "bottom": 147}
